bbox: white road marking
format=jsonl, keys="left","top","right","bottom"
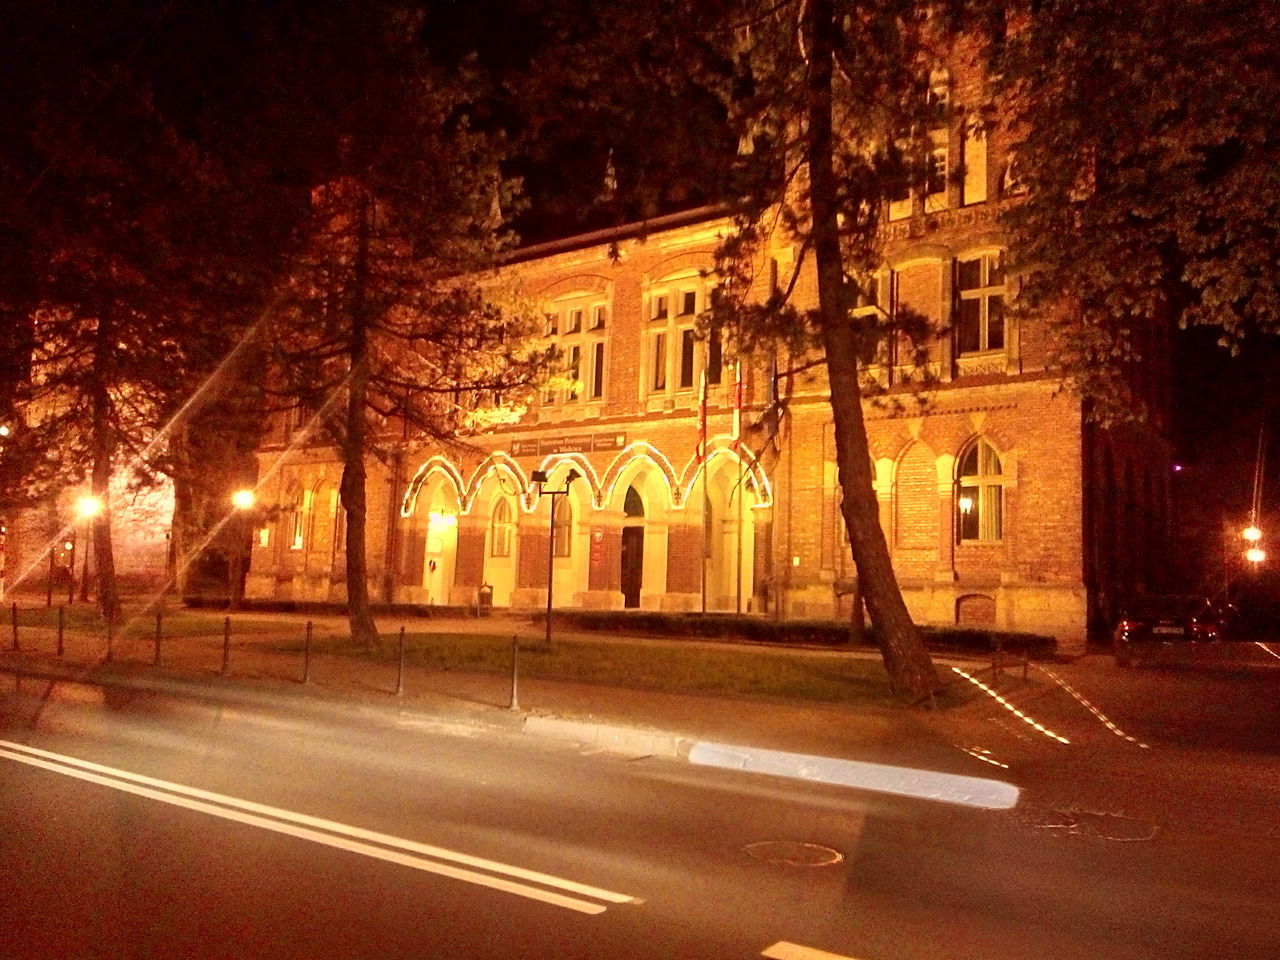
{"left": 762, "top": 941, "right": 863, "bottom": 960}
{"left": 0, "top": 738, "right": 636, "bottom": 915}
{"left": 690, "top": 741, "right": 1019, "bottom": 810}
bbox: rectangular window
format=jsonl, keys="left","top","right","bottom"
{"left": 652, "top": 332, "right": 667, "bottom": 390}
{"left": 591, "top": 305, "right": 607, "bottom": 329}
{"left": 591, "top": 341, "right": 605, "bottom": 399}
{"left": 653, "top": 295, "right": 669, "bottom": 320}
{"left": 566, "top": 308, "right": 583, "bottom": 333}
{"left": 962, "top": 119, "right": 988, "bottom": 205}
{"left": 955, "top": 254, "right": 1006, "bottom": 355}
{"left": 679, "top": 328, "right": 696, "bottom": 389}
{"left": 679, "top": 290, "right": 697, "bottom": 316}
{"left": 925, "top": 137, "right": 948, "bottom": 202}
{"left": 707, "top": 327, "right": 723, "bottom": 385}
{"left": 544, "top": 312, "right": 558, "bottom": 337}
{"left": 567, "top": 345, "right": 581, "bottom": 400}
{"left": 957, "top": 298, "right": 982, "bottom": 354}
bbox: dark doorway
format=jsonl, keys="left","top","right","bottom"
{"left": 621, "top": 527, "right": 643, "bottom": 608}
{"left": 621, "top": 484, "right": 645, "bottom": 608}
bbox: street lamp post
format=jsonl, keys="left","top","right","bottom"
{"left": 229, "top": 489, "right": 256, "bottom": 610}
{"left": 76, "top": 495, "right": 103, "bottom": 603}
{"left": 531, "top": 468, "right": 579, "bottom": 648}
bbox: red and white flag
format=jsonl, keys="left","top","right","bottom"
{"left": 696, "top": 368, "right": 708, "bottom": 464}
{"left": 731, "top": 360, "right": 743, "bottom": 452}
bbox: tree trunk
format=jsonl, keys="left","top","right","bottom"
{"left": 802, "top": 0, "right": 938, "bottom": 703}
{"left": 342, "top": 192, "right": 381, "bottom": 649}
{"left": 91, "top": 312, "right": 121, "bottom": 623}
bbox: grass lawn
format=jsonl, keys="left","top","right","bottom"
{"left": 309, "top": 631, "right": 903, "bottom": 706}
{"left": 6, "top": 601, "right": 289, "bottom": 639}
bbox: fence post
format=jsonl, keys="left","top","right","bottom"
{"left": 302, "top": 620, "right": 312, "bottom": 685}
{"left": 57, "top": 605, "right": 65, "bottom": 657}
{"left": 396, "top": 626, "right": 406, "bottom": 697}
{"left": 153, "top": 605, "right": 163, "bottom": 667}
{"left": 221, "top": 616, "right": 231, "bottom": 676}
{"left": 509, "top": 636, "right": 520, "bottom": 711}
{"left": 10, "top": 602, "right": 17, "bottom": 652}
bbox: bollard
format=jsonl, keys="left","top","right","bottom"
{"left": 57, "top": 606, "right": 65, "bottom": 657}
{"left": 396, "top": 626, "right": 406, "bottom": 698}
{"left": 221, "top": 616, "right": 231, "bottom": 676}
{"left": 302, "top": 620, "right": 312, "bottom": 684}
{"left": 154, "top": 606, "right": 163, "bottom": 667}
{"left": 10, "top": 602, "right": 17, "bottom": 652}
{"left": 106, "top": 614, "right": 114, "bottom": 663}
{"left": 509, "top": 636, "right": 520, "bottom": 711}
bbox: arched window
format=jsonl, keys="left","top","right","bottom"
{"left": 957, "top": 439, "right": 1004, "bottom": 542}
{"left": 552, "top": 497, "right": 573, "bottom": 558}
{"left": 490, "top": 498, "right": 513, "bottom": 558}
{"left": 287, "top": 484, "right": 307, "bottom": 551}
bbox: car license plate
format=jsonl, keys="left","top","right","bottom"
{"left": 1153, "top": 625, "right": 1184, "bottom": 635}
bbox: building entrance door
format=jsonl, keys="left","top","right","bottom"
{"left": 620, "top": 527, "right": 643, "bottom": 608}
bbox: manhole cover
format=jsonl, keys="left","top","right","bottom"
{"left": 744, "top": 841, "right": 844, "bottom": 867}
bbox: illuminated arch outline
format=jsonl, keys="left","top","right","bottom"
{"left": 462, "top": 453, "right": 530, "bottom": 513}
{"left": 400, "top": 457, "right": 465, "bottom": 518}
{"left": 599, "top": 442, "right": 681, "bottom": 509}
{"left": 676, "top": 441, "right": 773, "bottom": 511}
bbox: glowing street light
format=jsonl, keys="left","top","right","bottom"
{"left": 1243, "top": 525, "right": 1263, "bottom": 542}
{"left": 228, "top": 489, "right": 257, "bottom": 609}
{"left": 1246, "top": 547, "right": 1267, "bottom": 565}
{"left": 75, "top": 495, "right": 103, "bottom": 603}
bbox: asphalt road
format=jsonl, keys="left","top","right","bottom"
{"left": 1, "top": 656, "right": 1278, "bottom": 960}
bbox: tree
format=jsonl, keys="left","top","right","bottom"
{"left": 259, "top": 2, "right": 550, "bottom": 647}
{"left": 986, "top": 0, "right": 1280, "bottom": 419}
{"left": 706, "top": 0, "right": 945, "bottom": 702}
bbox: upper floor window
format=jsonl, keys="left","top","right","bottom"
{"left": 543, "top": 291, "right": 609, "bottom": 406}
{"left": 646, "top": 274, "right": 718, "bottom": 399}
{"left": 957, "top": 439, "right": 1004, "bottom": 542}
{"left": 955, "top": 254, "right": 1005, "bottom": 354}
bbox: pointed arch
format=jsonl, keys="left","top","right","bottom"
{"left": 463, "top": 452, "right": 530, "bottom": 513}
{"left": 401, "top": 457, "right": 465, "bottom": 517}
{"left": 677, "top": 441, "right": 773, "bottom": 510}
{"left": 600, "top": 443, "right": 680, "bottom": 509}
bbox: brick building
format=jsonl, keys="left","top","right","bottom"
{"left": 245, "top": 54, "right": 1172, "bottom": 656}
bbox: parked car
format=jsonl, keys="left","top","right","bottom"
{"left": 1113, "top": 594, "right": 1231, "bottom": 667}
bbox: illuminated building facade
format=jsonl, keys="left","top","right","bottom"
{"left": 245, "top": 53, "right": 1172, "bottom": 655}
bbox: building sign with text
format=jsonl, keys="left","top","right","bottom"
{"left": 511, "top": 433, "right": 627, "bottom": 457}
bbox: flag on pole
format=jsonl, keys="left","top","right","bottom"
{"left": 697, "top": 368, "right": 708, "bottom": 463}
{"left": 731, "top": 360, "right": 743, "bottom": 452}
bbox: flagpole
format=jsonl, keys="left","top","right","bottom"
{"left": 699, "top": 369, "right": 708, "bottom": 614}
{"left": 734, "top": 360, "right": 744, "bottom": 614}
